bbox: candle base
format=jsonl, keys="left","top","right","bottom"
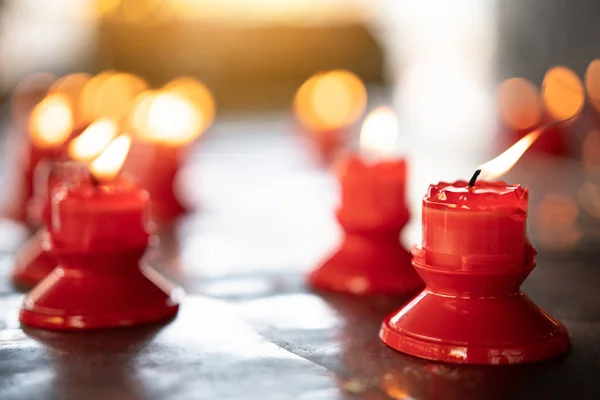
{"left": 308, "top": 234, "right": 423, "bottom": 296}
{"left": 12, "top": 229, "right": 56, "bottom": 289}
{"left": 380, "top": 253, "right": 569, "bottom": 364}
{"left": 19, "top": 250, "right": 181, "bottom": 330}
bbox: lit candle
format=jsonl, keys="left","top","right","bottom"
{"left": 308, "top": 107, "right": 423, "bottom": 295}
{"left": 293, "top": 70, "right": 367, "bottom": 163}
{"left": 380, "top": 130, "right": 570, "bottom": 364}
{"left": 4, "top": 94, "right": 75, "bottom": 223}
{"left": 20, "top": 134, "right": 182, "bottom": 330}
{"left": 12, "top": 119, "right": 119, "bottom": 289}
{"left": 127, "top": 81, "right": 212, "bottom": 224}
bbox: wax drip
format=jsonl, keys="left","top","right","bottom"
{"left": 468, "top": 170, "right": 481, "bottom": 187}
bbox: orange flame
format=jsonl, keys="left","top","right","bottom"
{"left": 477, "top": 127, "right": 545, "bottom": 180}
{"left": 132, "top": 92, "right": 203, "bottom": 146}
{"left": 359, "top": 106, "right": 399, "bottom": 158}
{"left": 68, "top": 118, "right": 119, "bottom": 162}
{"left": 29, "top": 94, "right": 73, "bottom": 148}
{"left": 294, "top": 70, "right": 367, "bottom": 131}
{"left": 89, "top": 134, "right": 132, "bottom": 182}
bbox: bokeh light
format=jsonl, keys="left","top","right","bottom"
{"left": 497, "top": 78, "right": 542, "bottom": 130}
{"left": 131, "top": 92, "right": 203, "bottom": 146}
{"left": 49, "top": 73, "right": 92, "bottom": 129}
{"left": 536, "top": 193, "right": 581, "bottom": 250}
{"left": 585, "top": 59, "right": 600, "bottom": 110}
{"left": 68, "top": 118, "right": 119, "bottom": 162}
{"left": 542, "top": 66, "right": 585, "bottom": 121}
{"left": 28, "top": 94, "right": 73, "bottom": 149}
{"left": 163, "top": 77, "right": 216, "bottom": 133}
{"left": 294, "top": 70, "right": 367, "bottom": 131}
{"left": 82, "top": 71, "right": 148, "bottom": 123}
{"left": 359, "top": 106, "right": 399, "bottom": 159}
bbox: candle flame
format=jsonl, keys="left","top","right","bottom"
{"left": 89, "top": 134, "right": 132, "bottom": 182}
{"left": 477, "top": 127, "right": 546, "bottom": 180}
{"left": 68, "top": 118, "right": 119, "bottom": 162}
{"left": 29, "top": 94, "right": 73, "bottom": 148}
{"left": 294, "top": 70, "right": 367, "bottom": 131}
{"left": 134, "top": 92, "right": 203, "bottom": 146}
{"left": 359, "top": 106, "right": 399, "bottom": 158}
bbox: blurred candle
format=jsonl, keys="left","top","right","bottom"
{"left": 4, "top": 93, "right": 75, "bottom": 224}
{"left": 294, "top": 70, "right": 367, "bottom": 163}
{"left": 20, "top": 134, "right": 181, "bottom": 330}
{"left": 127, "top": 81, "right": 213, "bottom": 224}
{"left": 12, "top": 118, "right": 119, "bottom": 288}
{"left": 308, "top": 107, "right": 422, "bottom": 295}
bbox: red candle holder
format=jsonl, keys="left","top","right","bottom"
{"left": 20, "top": 169, "right": 181, "bottom": 330}
{"left": 308, "top": 156, "right": 423, "bottom": 295}
{"left": 380, "top": 181, "right": 570, "bottom": 364}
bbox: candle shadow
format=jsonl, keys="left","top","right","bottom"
{"left": 23, "top": 323, "right": 166, "bottom": 400}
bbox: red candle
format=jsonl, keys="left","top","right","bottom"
{"left": 12, "top": 162, "right": 72, "bottom": 288}
{"left": 308, "top": 107, "right": 423, "bottom": 295}
{"left": 380, "top": 140, "right": 570, "bottom": 364}
{"left": 4, "top": 94, "right": 75, "bottom": 224}
{"left": 12, "top": 119, "right": 119, "bottom": 288}
{"left": 127, "top": 86, "right": 211, "bottom": 224}
{"left": 422, "top": 180, "right": 527, "bottom": 270}
{"left": 293, "top": 70, "right": 367, "bottom": 164}
{"left": 20, "top": 135, "right": 181, "bottom": 330}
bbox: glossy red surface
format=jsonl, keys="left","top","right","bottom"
{"left": 12, "top": 229, "right": 56, "bottom": 289}
{"left": 309, "top": 155, "right": 423, "bottom": 295}
{"left": 380, "top": 180, "right": 570, "bottom": 364}
{"left": 19, "top": 178, "right": 181, "bottom": 330}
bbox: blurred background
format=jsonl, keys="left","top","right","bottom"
{"left": 1, "top": 0, "right": 600, "bottom": 272}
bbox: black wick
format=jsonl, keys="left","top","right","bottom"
{"left": 468, "top": 169, "right": 481, "bottom": 187}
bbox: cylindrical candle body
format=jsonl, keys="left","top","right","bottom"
{"left": 50, "top": 179, "right": 150, "bottom": 252}
{"left": 336, "top": 155, "right": 409, "bottom": 233}
{"left": 422, "top": 180, "right": 528, "bottom": 270}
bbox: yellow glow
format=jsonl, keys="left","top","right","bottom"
{"left": 97, "top": 0, "right": 122, "bottom": 16}
{"left": 542, "top": 66, "right": 585, "bottom": 121}
{"left": 128, "top": 90, "right": 158, "bottom": 136}
{"left": 497, "top": 78, "right": 542, "bottom": 130}
{"left": 29, "top": 94, "right": 73, "bottom": 148}
{"left": 359, "top": 106, "right": 399, "bottom": 158}
{"left": 478, "top": 127, "right": 545, "bottom": 180}
{"left": 82, "top": 71, "right": 147, "bottom": 122}
{"left": 50, "top": 73, "right": 92, "bottom": 129}
{"left": 89, "top": 134, "right": 132, "bottom": 182}
{"left": 135, "top": 92, "right": 203, "bottom": 146}
{"left": 164, "top": 77, "right": 215, "bottom": 133}
{"left": 294, "top": 70, "right": 367, "bottom": 131}
{"left": 68, "top": 118, "right": 119, "bottom": 162}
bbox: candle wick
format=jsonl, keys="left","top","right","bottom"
{"left": 468, "top": 169, "right": 481, "bottom": 187}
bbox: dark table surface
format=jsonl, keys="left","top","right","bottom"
{"left": 0, "top": 115, "right": 599, "bottom": 400}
